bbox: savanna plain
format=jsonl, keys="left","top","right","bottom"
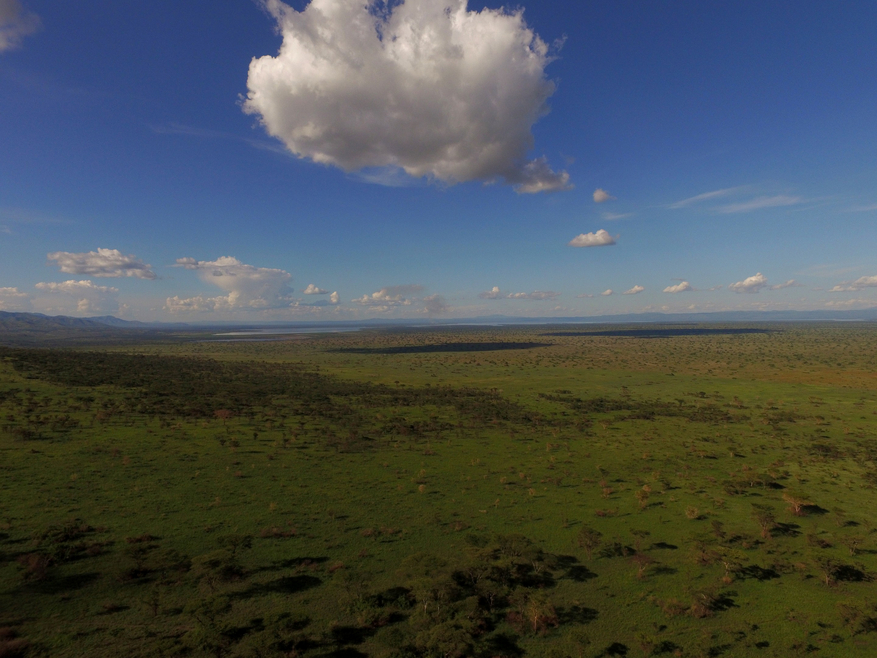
{"left": 2, "top": 323, "right": 877, "bottom": 658}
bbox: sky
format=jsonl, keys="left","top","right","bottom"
{"left": 1, "top": 0, "right": 876, "bottom": 322}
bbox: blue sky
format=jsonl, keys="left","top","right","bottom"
{"left": 1, "top": 0, "right": 876, "bottom": 321}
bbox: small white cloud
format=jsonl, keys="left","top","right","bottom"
{"left": 0, "top": 286, "right": 31, "bottom": 311}
{"left": 575, "top": 293, "right": 593, "bottom": 299}
{"left": 510, "top": 157, "right": 572, "bottom": 194}
{"left": 244, "top": 0, "right": 569, "bottom": 193}
{"left": 663, "top": 281, "right": 693, "bottom": 293}
{"left": 601, "top": 289, "right": 613, "bottom": 296}
{"left": 422, "top": 294, "right": 449, "bottom": 316}
{"left": 729, "top": 272, "right": 768, "bottom": 294}
{"left": 303, "top": 284, "right": 328, "bottom": 295}
{"left": 329, "top": 291, "right": 339, "bottom": 304}
{"left": 593, "top": 188, "right": 615, "bottom": 203}
{"left": 829, "top": 275, "right": 877, "bottom": 293}
{"left": 568, "top": 229, "right": 617, "bottom": 248}
{"left": 622, "top": 285, "right": 644, "bottom": 295}
{"left": 479, "top": 286, "right": 503, "bottom": 300}
{"left": 716, "top": 195, "right": 802, "bottom": 214}
{"left": 171, "top": 256, "right": 294, "bottom": 311}
{"left": 35, "top": 280, "right": 120, "bottom": 314}
{"left": 353, "top": 284, "right": 423, "bottom": 307}
{"left": 47, "top": 248, "right": 156, "bottom": 280}
{"left": 507, "top": 290, "right": 560, "bottom": 300}
{"left": 165, "top": 295, "right": 215, "bottom": 313}
{"left": 770, "top": 279, "right": 803, "bottom": 290}
{"left": 0, "top": 0, "right": 40, "bottom": 53}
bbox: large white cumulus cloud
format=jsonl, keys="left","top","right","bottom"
{"left": 169, "top": 256, "right": 294, "bottom": 312}
{"left": 35, "top": 280, "right": 119, "bottom": 314}
{"left": 244, "top": 0, "right": 569, "bottom": 193}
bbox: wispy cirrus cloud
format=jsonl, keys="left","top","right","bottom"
{"left": 602, "top": 212, "right": 632, "bottom": 221}
{"left": 846, "top": 203, "right": 877, "bottom": 212}
{"left": 151, "top": 122, "right": 291, "bottom": 156}
{"left": 506, "top": 290, "right": 560, "bottom": 300}
{"left": 668, "top": 186, "right": 745, "bottom": 209}
{"left": 715, "top": 195, "right": 803, "bottom": 214}
{"left": 0, "top": 0, "right": 40, "bottom": 53}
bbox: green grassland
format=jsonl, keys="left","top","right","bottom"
{"left": 2, "top": 323, "right": 877, "bottom": 657}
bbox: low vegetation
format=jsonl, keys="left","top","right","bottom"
{"left": 1, "top": 323, "right": 877, "bottom": 656}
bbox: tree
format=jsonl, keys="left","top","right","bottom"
{"left": 783, "top": 492, "right": 811, "bottom": 516}
{"left": 635, "top": 489, "right": 650, "bottom": 510}
{"left": 575, "top": 525, "right": 603, "bottom": 560}
{"left": 752, "top": 504, "right": 776, "bottom": 539}
{"left": 631, "top": 553, "right": 655, "bottom": 580}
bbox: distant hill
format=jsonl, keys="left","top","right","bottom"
{"left": 0, "top": 311, "right": 194, "bottom": 347}
{"left": 2, "top": 308, "right": 875, "bottom": 347}
{"left": 465, "top": 308, "right": 877, "bottom": 324}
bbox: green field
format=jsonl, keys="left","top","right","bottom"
{"left": 2, "top": 323, "right": 877, "bottom": 657}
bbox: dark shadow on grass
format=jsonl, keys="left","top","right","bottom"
{"left": 327, "top": 342, "right": 551, "bottom": 355}
{"left": 29, "top": 571, "right": 100, "bottom": 593}
{"left": 773, "top": 522, "right": 801, "bottom": 537}
{"left": 803, "top": 504, "right": 829, "bottom": 515}
{"left": 322, "top": 648, "right": 368, "bottom": 658}
{"left": 711, "top": 593, "right": 738, "bottom": 612}
{"left": 556, "top": 555, "right": 598, "bottom": 582}
{"left": 482, "top": 632, "right": 523, "bottom": 657}
{"left": 600, "top": 642, "right": 629, "bottom": 656}
{"left": 331, "top": 625, "right": 378, "bottom": 645}
{"left": 738, "top": 565, "right": 780, "bottom": 581}
{"left": 558, "top": 605, "right": 598, "bottom": 625}
{"left": 234, "top": 574, "right": 322, "bottom": 599}
{"left": 835, "top": 564, "right": 869, "bottom": 582}
{"left": 273, "top": 557, "right": 329, "bottom": 570}
{"left": 542, "top": 328, "right": 775, "bottom": 339}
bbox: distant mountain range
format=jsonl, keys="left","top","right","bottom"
{"left": 1, "top": 308, "right": 875, "bottom": 347}
{"left": 0, "top": 311, "right": 193, "bottom": 346}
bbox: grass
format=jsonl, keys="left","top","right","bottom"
{"left": 1, "top": 322, "right": 877, "bottom": 657}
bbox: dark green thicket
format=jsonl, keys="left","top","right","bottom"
{"left": 0, "top": 348, "right": 527, "bottom": 424}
